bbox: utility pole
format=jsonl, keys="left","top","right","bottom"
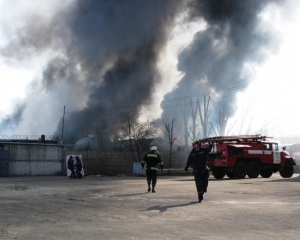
{"left": 61, "top": 106, "right": 65, "bottom": 144}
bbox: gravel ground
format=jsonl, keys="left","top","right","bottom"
{"left": 0, "top": 173, "right": 300, "bottom": 240}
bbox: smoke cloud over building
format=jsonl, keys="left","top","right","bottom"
{"left": 0, "top": 0, "right": 287, "bottom": 143}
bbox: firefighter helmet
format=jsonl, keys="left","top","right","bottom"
{"left": 150, "top": 146, "right": 157, "bottom": 151}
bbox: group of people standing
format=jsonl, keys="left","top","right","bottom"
{"left": 141, "top": 140, "right": 212, "bottom": 203}
{"left": 67, "top": 156, "right": 84, "bottom": 179}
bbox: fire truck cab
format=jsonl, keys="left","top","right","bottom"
{"left": 199, "top": 135, "right": 296, "bottom": 179}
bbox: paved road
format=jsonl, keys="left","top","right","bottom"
{"left": 0, "top": 173, "right": 300, "bottom": 240}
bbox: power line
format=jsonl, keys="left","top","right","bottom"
{"left": 161, "top": 84, "right": 249, "bottom": 103}
{"left": 65, "top": 93, "right": 237, "bottom": 118}
{"left": 65, "top": 84, "right": 249, "bottom": 117}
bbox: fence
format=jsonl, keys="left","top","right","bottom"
{"left": 64, "top": 149, "right": 190, "bottom": 175}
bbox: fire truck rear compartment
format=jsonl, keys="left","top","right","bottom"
{"left": 208, "top": 151, "right": 281, "bottom": 179}
{"left": 201, "top": 135, "right": 295, "bottom": 179}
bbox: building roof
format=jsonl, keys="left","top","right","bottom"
{"left": 74, "top": 136, "right": 113, "bottom": 150}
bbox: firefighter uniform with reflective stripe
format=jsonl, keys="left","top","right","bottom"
{"left": 141, "top": 150, "right": 163, "bottom": 193}
{"left": 184, "top": 142, "right": 212, "bottom": 202}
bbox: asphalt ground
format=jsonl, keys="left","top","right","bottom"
{"left": 0, "top": 173, "right": 300, "bottom": 240}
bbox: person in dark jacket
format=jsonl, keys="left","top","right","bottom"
{"left": 67, "top": 156, "right": 76, "bottom": 178}
{"left": 75, "top": 156, "right": 83, "bottom": 179}
{"left": 141, "top": 146, "right": 164, "bottom": 193}
{"left": 184, "top": 140, "right": 212, "bottom": 203}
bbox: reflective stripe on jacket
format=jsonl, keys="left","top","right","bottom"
{"left": 141, "top": 150, "right": 163, "bottom": 171}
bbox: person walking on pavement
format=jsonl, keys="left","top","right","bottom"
{"left": 141, "top": 146, "right": 164, "bottom": 193}
{"left": 184, "top": 140, "right": 212, "bottom": 203}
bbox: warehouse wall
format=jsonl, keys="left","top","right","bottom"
{"left": 64, "top": 149, "right": 190, "bottom": 175}
{"left": 64, "top": 150, "right": 134, "bottom": 175}
{"left": 3, "top": 142, "right": 189, "bottom": 176}
{"left": 5, "top": 144, "right": 64, "bottom": 176}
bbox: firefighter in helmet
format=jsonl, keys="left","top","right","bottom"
{"left": 141, "top": 146, "right": 164, "bottom": 193}
{"left": 184, "top": 140, "right": 212, "bottom": 203}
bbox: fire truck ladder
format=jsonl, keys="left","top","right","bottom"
{"left": 199, "top": 134, "right": 271, "bottom": 144}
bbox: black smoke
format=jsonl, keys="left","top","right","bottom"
{"left": 0, "top": 0, "right": 285, "bottom": 144}
{"left": 162, "top": 0, "right": 283, "bottom": 141}
{"left": 54, "top": 0, "right": 185, "bottom": 143}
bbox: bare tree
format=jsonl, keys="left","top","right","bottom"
{"left": 179, "top": 100, "right": 190, "bottom": 147}
{"left": 197, "top": 96, "right": 210, "bottom": 138}
{"left": 190, "top": 99, "right": 198, "bottom": 140}
{"left": 236, "top": 103, "right": 253, "bottom": 135}
{"left": 162, "top": 118, "right": 176, "bottom": 168}
{"left": 218, "top": 108, "right": 229, "bottom": 136}
{"left": 111, "top": 111, "right": 156, "bottom": 162}
{"left": 209, "top": 105, "right": 231, "bottom": 136}
{"left": 256, "top": 118, "right": 278, "bottom": 136}
{"left": 223, "top": 118, "right": 237, "bottom": 136}
{"left": 188, "top": 125, "right": 200, "bottom": 142}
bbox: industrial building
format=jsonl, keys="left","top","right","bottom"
{"left": 2, "top": 134, "right": 297, "bottom": 177}
{"left": 0, "top": 135, "right": 64, "bottom": 177}
{"left": 0, "top": 134, "right": 187, "bottom": 177}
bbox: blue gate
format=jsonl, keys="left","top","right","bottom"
{"left": 0, "top": 150, "right": 9, "bottom": 177}
{"left": 132, "top": 162, "right": 146, "bottom": 176}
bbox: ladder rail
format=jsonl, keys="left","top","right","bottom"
{"left": 199, "top": 134, "right": 272, "bottom": 144}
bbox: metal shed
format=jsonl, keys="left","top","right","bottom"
{"left": 0, "top": 140, "right": 64, "bottom": 176}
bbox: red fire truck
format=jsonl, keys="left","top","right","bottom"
{"left": 199, "top": 135, "right": 296, "bottom": 179}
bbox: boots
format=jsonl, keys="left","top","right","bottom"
{"left": 198, "top": 193, "right": 203, "bottom": 203}
{"left": 152, "top": 185, "right": 156, "bottom": 193}
{"left": 147, "top": 182, "right": 151, "bottom": 192}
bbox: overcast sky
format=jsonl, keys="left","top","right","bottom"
{"left": 230, "top": 0, "right": 300, "bottom": 137}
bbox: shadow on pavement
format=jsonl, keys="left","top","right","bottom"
{"left": 175, "top": 178, "right": 238, "bottom": 182}
{"left": 264, "top": 176, "right": 300, "bottom": 183}
{"left": 114, "top": 192, "right": 151, "bottom": 197}
{"left": 142, "top": 201, "right": 199, "bottom": 213}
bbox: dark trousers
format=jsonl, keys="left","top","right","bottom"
{"left": 76, "top": 169, "right": 82, "bottom": 178}
{"left": 70, "top": 169, "right": 76, "bottom": 178}
{"left": 193, "top": 172, "right": 208, "bottom": 194}
{"left": 146, "top": 170, "right": 157, "bottom": 186}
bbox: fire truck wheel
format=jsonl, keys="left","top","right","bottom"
{"left": 247, "top": 161, "right": 260, "bottom": 178}
{"left": 279, "top": 164, "right": 294, "bottom": 178}
{"left": 233, "top": 161, "right": 247, "bottom": 179}
{"left": 260, "top": 169, "right": 273, "bottom": 178}
{"left": 226, "top": 172, "right": 235, "bottom": 179}
{"left": 212, "top": 168, "right": 225, "bottom": 179}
